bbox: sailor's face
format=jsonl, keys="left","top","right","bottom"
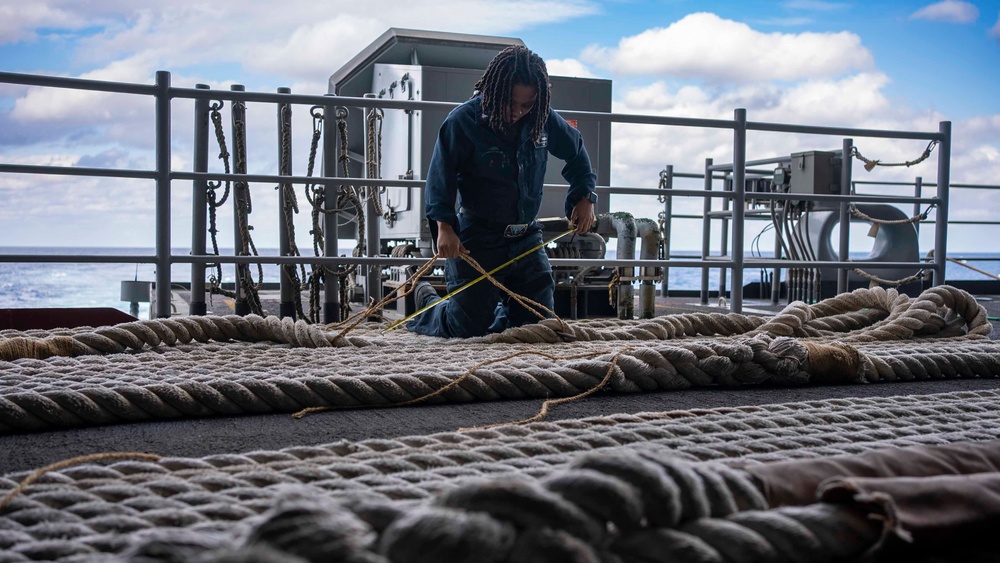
{"left": 506, "top": 83, "right": 537, "bottom": 124}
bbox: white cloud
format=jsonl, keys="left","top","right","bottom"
{"left": 910, "top": 1, "right": 979, "bottom": 23}
{"left": 992, "top": 13, "right": 1000, "bottom": 41}
{"left": 5, "top": 1, "right": 599, "bottom": 82}
{"left": 581, "top": 13, "right": 874, "bottom": 83}
{"left": 753, "top": 17, "right": 815, "bottom": 26}
{"left": 545, "top": 58, "right": 599, "bottom": 79}
{"left": 0, "top": 3, "right": 83, "bottom": 44}
{"left": 611, "top": 73, "right": 1000, "bottom": 253}
{"left": 244, "top": 15, "right": 387, "bottom": 83}
{"left": 606, "top": 73, "right": 1000, "bottom": 224}
{"left": 11, "top": 57, "right": 153, "bottom": 125}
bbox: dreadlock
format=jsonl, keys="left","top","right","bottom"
{"left": 474, "top": 45, "right": 551, "bottom": 142}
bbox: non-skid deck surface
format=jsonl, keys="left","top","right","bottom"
{"left": 2, "top": 389, "right": 1000, "bottom": 561}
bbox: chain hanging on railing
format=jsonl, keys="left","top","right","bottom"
{"left": 851, "top": 140, "right": 938, "bottom": 172}
{"left": 853, "top": 268, "right": 927, "bottom": 288}
{"left": 657, "top": 168, "right": 670, "bottom": 204}
{"left": 205, "top": 101, "right": 232, "bottom": 299}
{"left": 302, "top": 106, "right": 329, "bottom": 323}
{"left": 203, "top": 99, "right": 266, "bottom": 314}
{"left": 276, "top": 103, "right": 310, "bottom": 321}
{"left": 365, "top": 107, "right": 385, "bottom": 218}
{"left": 230, "top": 99, "right": 265, "bottom": 316}
{"left": 335, "top": 108, "right": 366, "bottom": 321}
{"left": 657, "top": 211, "right": 668, "bottom": 261}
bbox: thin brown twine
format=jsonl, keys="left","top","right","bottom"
{"left": 457, "top": 252, "right": 571, "bottom": 335}
{"left": 291, "top": 252, "right": 576, "bottom": 420}
{"left": 324, "top": 249, "right": 570, "bottom": 341}
{"left": 291, "top": 347, "right": 630, "bottom": 424}
{"left": 0, "top": 452, "right": 162, "bottom": 515}
{"left": 323, "top": 252, "right": 440, "bottom": 338}
{"left": 459, "top": 346, "right": 635, "bottom": 431}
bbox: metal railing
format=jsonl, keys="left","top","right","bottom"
{"left": 0, "top": 69, "right": 959, "bottom": 319}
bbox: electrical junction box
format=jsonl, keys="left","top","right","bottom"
{"left": 789, "top": 150, "right": 840, "bottom": 196}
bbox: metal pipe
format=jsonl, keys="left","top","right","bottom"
{"left": 731, "top": 108, "right": 747, "bottom": 313}
{"left": 660, "top": 165, "right": 673, "bottom": 297}
{"left": 230, "top": 84, "right": 250, "bottom": 316}
{"left": 934, "top": 122, "right": 951, "bottom": 286}
{"left": 277, "top": 87, "right": 295, "bottom": 319}
{"left": 718, "top": 175, "right": 730, "bottom": 302}
{"left": 748, "top": 120, "right": 942, "bottom": 141}
{"left": 700, "top": 158, "right": 713, "bottom": 305}
{"left": 154, "top": 71, "right": 172, "bottom": 319}
{"left": 0, "top": 70, "right": 156, "bottom": 94}
{"left": 635, "top": 218, "right": 661, "bottom": 318}
{"left": 0, "top": 163, "right": 156, "bottom": 179}
{"left": 838, "top": 138, "right": 853, "bottom": 294}
{"left": 190, "top": 84, "right": 210, "bottom": 316}
{"left": 771, "top": 223, "right": 782, "bottom": 306}
{"left": 594, "top": 213, "right": 637, "bottom": 319}
{"left": 1, "top": 252, "right": 926, "bottom": 270}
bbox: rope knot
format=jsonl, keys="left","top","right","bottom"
{"left": 802, "top": 341, "right": 864, "bottom": 384}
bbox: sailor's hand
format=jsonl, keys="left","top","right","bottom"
{"left": 570, "top": 198, "right": 596, "bottom": 234}
{"left": 435, "top": 222, "right": 469, "bottom": 259}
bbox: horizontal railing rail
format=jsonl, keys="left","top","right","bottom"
{"left": 0, "top": 69, "right": 977, "bottom": 320}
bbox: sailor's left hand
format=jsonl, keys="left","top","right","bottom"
{"left": 570, "top": 198, "right": 595, "bottom": 234}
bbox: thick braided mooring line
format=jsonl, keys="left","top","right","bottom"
{"left": 116, "top": 450, "right": 885, "bottom": 563}
{"left": 2, "top": 334, "right": 999, "bottom": 433}
{"left": 0, "top": 314, "right": 375, "bottom": 362}
{"left": 0, "top": 286, "right": 990, "bottom": 362}
{"left": 485, "top": 285, "right": 990, "bottom": 345}
{"left": 3, "top": 391, "right": 1000, "bottom": 561}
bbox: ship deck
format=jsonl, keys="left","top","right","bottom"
{"left": 3, "top": 288, "right": 998, "bottom": 474}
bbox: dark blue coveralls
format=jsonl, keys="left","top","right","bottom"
{"left": 407, "top": 95, "right": 597, "bottom": 338}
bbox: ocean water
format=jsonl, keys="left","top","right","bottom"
{"left": 1, "top": 247, "right": 998, "bottom": 317}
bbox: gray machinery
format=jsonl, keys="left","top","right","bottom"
{"left": 329, "top": 29, "right": 620, "bottom": 317}
{"left": 766, "top": 150, "right": 920, "bottom": 300}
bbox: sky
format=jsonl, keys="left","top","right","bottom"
{"left": 0, "top": 0, "right": 998, "bottom": 254}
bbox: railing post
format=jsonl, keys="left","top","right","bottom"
{"left": 323, "top": 102, "right": 342, "bottom": 323}
{"left": 190, "top": 84, "right": 209, "bottom": 316}
{"left": 771, "top": 230, "right": 781, "bottom": 306}
{"left": 277, "top": 87, "right": 295, "bottom": 319}
{"left": 154, "top": 70, "right": 172, "bottom": 319}
{"left": 718, "top": 175, "right": 730, "bottom": 302}
{"left": 731, "top": 108, "right": 747, "bottom": 313}
{"left": 934, "top": 122, "right": 951, "bottom": 286}
{"left": 700, "top": 158, "right": 712, "bottom": 305}
{"left": 838, "top": 138, "right": 853, "bottom": 294}
{"left": 230, "top": 84, "right": 250, "bottom": 316}
{"left": 660, "top": 165, "right": 673, "bottom": 297}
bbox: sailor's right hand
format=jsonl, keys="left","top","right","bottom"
{"left": 435, "top": 222, "right": 469, "bottom": 259}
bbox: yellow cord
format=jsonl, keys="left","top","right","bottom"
{"left": 383, "top": 229, "right": 575, "bottom": 333}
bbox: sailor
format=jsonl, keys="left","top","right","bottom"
{"left": 407, "top": 45, "right": 597, "bottom": 338}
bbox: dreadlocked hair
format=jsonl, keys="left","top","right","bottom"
{"left": 473, "top": 44, "right": 551, "bottom": 142}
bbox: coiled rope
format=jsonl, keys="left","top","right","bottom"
{"left": 0, "top": 285, "right": 989, "bottom": 361}
{"left": 0, "top": 285, "right": 996, "bottom": 432}
{"left": 3, "top": 422, "right": 998, "bottom": 562}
